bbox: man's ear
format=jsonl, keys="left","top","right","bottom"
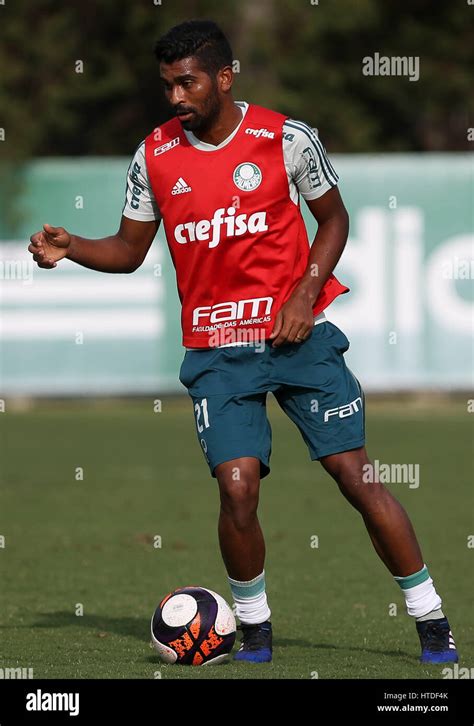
{"left": 218, "top": 66, "right": 233, "bottom": 93}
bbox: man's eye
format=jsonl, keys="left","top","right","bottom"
{"left": 183, "top": 81, "right": 193, "bottom": 88}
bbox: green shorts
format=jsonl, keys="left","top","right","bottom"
{"left": 178, "top": 321, "right": 365, "bottom": 478}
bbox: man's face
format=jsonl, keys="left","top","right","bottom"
{"left": 160, "top": 57, "right": 222, "bottom": 133}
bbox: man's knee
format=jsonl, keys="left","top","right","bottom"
{"left": 321, "top": 449, "right": 390, "bottom": 512}
{"left": 216, "top": 458, "right": 260, "bottom": 529}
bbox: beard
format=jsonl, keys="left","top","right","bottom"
{"left": 176, "top": 86, "right": 221, "bottom": 134}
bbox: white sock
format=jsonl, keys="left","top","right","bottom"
{"left": 394, "top": 564, "right": 442, "bottom": 618}
{"left": 228, "top": 570, "right": 271, "bottom": 625}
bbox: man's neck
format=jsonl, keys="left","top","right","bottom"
{"left": 193, "top": 100, "right": 243, "bottom": 146}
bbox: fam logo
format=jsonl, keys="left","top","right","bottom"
{"left": 193, "top": 296, "right": 273, "bottom": 326}
{"left": 302, "top": 146, "right": 321, "bottom": 190}
{"left": 154, "top": 137, "right": 180, "bottom": 156}
{"left": 324, "top": 396, "right": 363, "bottom": 423}
{"left": 233, "top": 162, "right": 262, "bottom": 192}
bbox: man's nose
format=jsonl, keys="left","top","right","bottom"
{"left": 170, "top": 85, "right": 186, "bottom": 107}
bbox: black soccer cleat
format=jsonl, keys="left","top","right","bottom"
{"left": 416, "top": 617, "right": 458, "bottom": 664}
{"left": 233, "top": 620, "right": 273, "bottom": 663}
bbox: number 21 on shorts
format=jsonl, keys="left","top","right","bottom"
{"left": 194, "top": 398, "right": 210, "bottom": 433}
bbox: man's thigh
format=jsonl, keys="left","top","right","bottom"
{"left": 179, "top": 346, "right": 272, "bottom": 478}
{"left": 273, "top": 322, "right": 365, "bottom": 460}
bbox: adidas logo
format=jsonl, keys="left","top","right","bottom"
{"left": 171, "top": 177, "right": 192, "bottom": 195}
{"left": 449, "top": 631, "right": 457, "bottom": 650}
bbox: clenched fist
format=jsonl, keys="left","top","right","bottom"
{"left": 28, "top": 223, "right": 71, "bottom": 268}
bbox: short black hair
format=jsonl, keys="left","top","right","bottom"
{"left": 154, "top": 20, "right": 233, "bottom": 76}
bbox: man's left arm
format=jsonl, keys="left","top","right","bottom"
{"left": 270, "top": 121, "right": 349, "bottom": 349}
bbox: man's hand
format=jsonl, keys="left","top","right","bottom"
{"left": 269, "top": 289, "right": 314, "bottom": 347}
{"left": 28, "top": 223, "right": 71, "bottom": 269}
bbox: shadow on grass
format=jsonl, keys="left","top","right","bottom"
{"left": 2, "top": 613, "right": 415, "bottom": 663}
{"left": 3, "top": 611, "right": 149, "bottom": 642}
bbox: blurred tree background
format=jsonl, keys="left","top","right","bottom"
{"left": 0, "top": 0, "right": 472, "bottom": 159}
{"left": 0, "top": 0, "right": 472, "bottom": 230}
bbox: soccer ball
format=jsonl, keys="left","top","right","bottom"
{"left": 151, "top": 586, "right": 236, "bottom": 665}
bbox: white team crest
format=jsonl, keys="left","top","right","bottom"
{"left": 233, "top": 162, "right": 262, "bottom": 192}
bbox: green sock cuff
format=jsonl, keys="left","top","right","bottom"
{"left": 394, "top": 564, "right": 429, "bottom": 590}
{"left": 228, "top": 570, "right": 266, "bottom": 598}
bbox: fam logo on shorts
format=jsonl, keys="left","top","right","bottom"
{"left": 233, "top": 162, "right": 262, "bottom": 192}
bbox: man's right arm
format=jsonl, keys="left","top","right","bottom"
{"left": 29, "top": 215, "right": 160, "bottom": 273}
{"left": 67, "top": 215, "right": 160, "bottom": 272}
{"left": 30, "top": 138, "right": 161, "bottom": 272}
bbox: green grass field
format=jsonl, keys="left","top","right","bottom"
{"left": 1, "top": 396, "right": 472, "bottom": 679}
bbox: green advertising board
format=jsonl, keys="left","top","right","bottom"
{"left": 0, "top": 154, "right": 472, "bottom": 394}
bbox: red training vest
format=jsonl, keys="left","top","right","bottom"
{"left": 145, "top": 103, "right": 348, "bottom": 348}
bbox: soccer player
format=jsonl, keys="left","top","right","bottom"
{"left": 29, "top": 20, "right": 458, "bottom": 666}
